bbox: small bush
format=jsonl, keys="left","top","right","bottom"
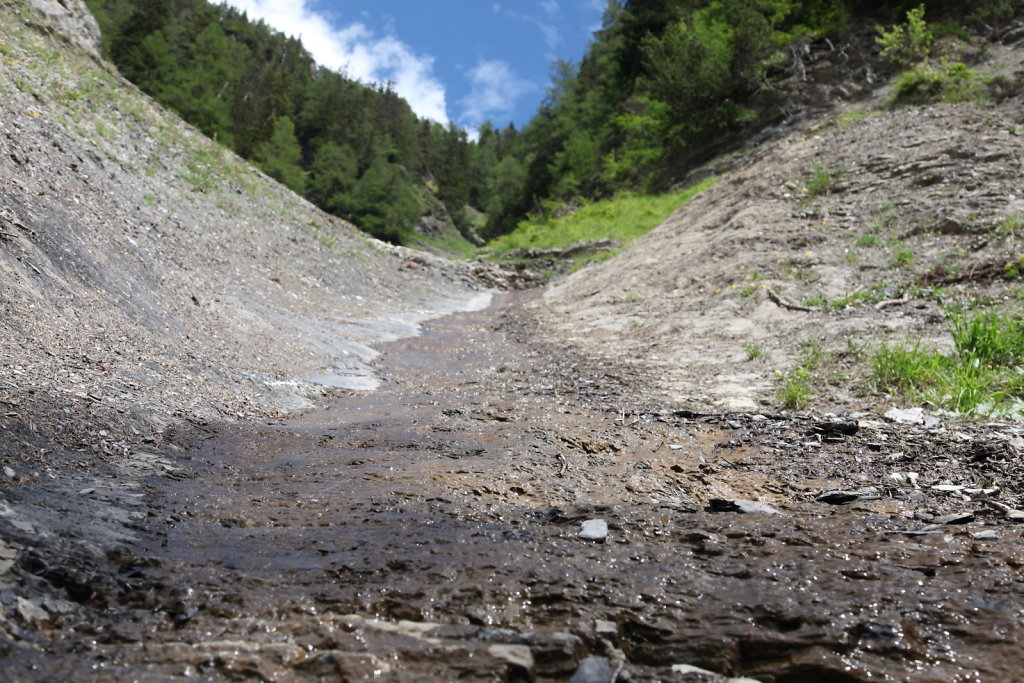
{"left": 891, "top": 60, "right": 988, "bottom": 106}
{"left": 877, "top": 4, "right": 933, "bottom": 66}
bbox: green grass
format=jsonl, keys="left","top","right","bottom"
{"left": 744, "top": 343, "right": 764, "bottom": 361}
{"left": 870, "top": 309, "right": 1024, "bottom": 418}
{"left": 893, "top": 247, "right": 916, "bottom": 267}
{"left": 891, "top": 59, "right": 988, "bottom": 106}
{"left": 486, "top": 178, "right": 718, "bottom": 264}
{"left": 416, "top": 232, "right": 480, "bottom": 259}
{"left": 778, "top": 367, "right": 813, "bottom": 410}
{"left": 775, "top": 340, "right": 827, "bottom": 410}
{"left": 805, "top": 162, "right": 844, "bottom": 198}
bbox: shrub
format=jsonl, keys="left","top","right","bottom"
{"left": 892, "top": 60, "right": 987, "bottom": 105}
{"left": 877, "top": 4, "right": 933, "bottom": 67}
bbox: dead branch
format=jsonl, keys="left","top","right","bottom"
{"left": 767, "top": 287, "right": 816, "bottom": 312}
{"left": 874, "top": 295, "right": 910, "bottom": 310}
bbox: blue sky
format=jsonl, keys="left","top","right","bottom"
{"left": 221, "top": 0, "right": 608, "bottom": 133}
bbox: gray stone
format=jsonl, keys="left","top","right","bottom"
{"left": 594, "top": 619, "right": 618, "bottom": 637}
{"left": 16, "top": 598, "right": 50, "bottom": 628}
{"left": 579, "top": 519, "right": 608, "bottom": 541}
{"left": 487, "top": 644, "right": 534, "bottom": 675}
{"left": 27, "top": 0, "right": 101, "bottom": 55}
{"left": 570, "top": 656, "right": 612, "bottom": 683}
{"left": 934, "top": 512, "right": 975, "bottom": 525}
{"left": 817, "top": 490, "right": 861, "bottom": 505}
{"left": 884, "top": 407, "right": 925, "bottom": 425}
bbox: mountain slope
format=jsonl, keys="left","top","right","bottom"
{"left": 0, "top": 1, "right": 493, "bottom": 489}
{"left": 540, "top": 88, "right": 1024, "bottom": 413}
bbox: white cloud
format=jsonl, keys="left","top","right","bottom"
{"left": 494, "top": 1, "right": 563, "bottom": 51}
{"left": 579, "top": 0, "right": 607, "bottom": 33}
{"left": 459, "top": 59, "right": 536, "bottom": 129}
{"left": 223, "top": 0, "right": 448, "bottom": 123}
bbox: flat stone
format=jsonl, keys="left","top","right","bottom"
{"left": 817, "top": 490, "right": 861, "bottom": 505}
{"left": 672, "top": 663, "right": 719, "bottom": 676}
{"left": 16, "top": 597, "right": 50, "bottom": 628}
{"left": 972, "top": 529, "right": 1001, "bottom": 540}
{"left": 708, "top": 498, "right": 780, "bottom": 515}
{"left": 579, "top": 519, "right": 608, "bottom": 541}
{"left": 885, "top": 406, "right": 925, "bottom": 425}
{"left": 487, "top": 644, "right": 534, "bottom": 675}
{"left": 934, "top": 512, "right": 975, "bottom": 525}
{"left": 0, "top": 540, "right": 17, "bottom": 575}
{"left": 812, "top": 419, "right": 859, "bottom": 436}
{"left": 594, "top": 619, "right": 618, "bottom": 637}
{"left": 569, "top": 656, "right": 611, "bottom": 683}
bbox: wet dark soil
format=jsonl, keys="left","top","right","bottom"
{"left": 8, "top": 295, "right": 1024, "bottom": 681}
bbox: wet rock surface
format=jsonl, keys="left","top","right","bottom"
{"left": 5, "top": 296, "right": 1024, "bottom": 681}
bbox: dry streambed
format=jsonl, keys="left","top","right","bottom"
{"left": 4, "top": 296, "right": 1024, "bottom": 681}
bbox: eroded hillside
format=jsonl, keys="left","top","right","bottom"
{"left": 6, "top": 2, "right": 1024, "bottom": 681}
{"left": 540, "top": 96, "right": 1024, "bottom": 414}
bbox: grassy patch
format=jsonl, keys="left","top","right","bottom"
{"left": 778, "top": 367, "right": 813, "bottom": 410}
{"left": 416, "top": 233, "right": 480, "bottom": 259}
{"left": 892, "top": 247, "right": 916, "bottom": 267}
{"left": 486, "top": 178, "right": 718, "bottom": 265}
{"left": 870, "top": 309, "right": 1024, "bottom": 418}
{"left": 891, "top": 59, "right": 989, "bottom": 106}
{"left": 775, "top": 341, "right": 826, "bottom": 410}
{"left": 804, "top": 162, "right": 844, "bottom": 198}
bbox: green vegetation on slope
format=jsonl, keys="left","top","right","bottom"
{"left": 871, "top": 309, "right": 1024, "bottom": 419}
{"left": 481, "top": 0, "right": 1023, "bottom": 239}
{"left": 83, "top": 0, "right": 483, "bottom": 245}
{"left": 487, "top": 178, "right": 718, "bottom": 265}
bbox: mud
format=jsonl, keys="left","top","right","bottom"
{"left": 4, "top": 295, "right": 1024, "bottom": 681}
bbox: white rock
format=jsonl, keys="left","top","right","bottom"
{"left": 579, "top": 519, "right": 608, "bottom": 541}
{"left": 885, "top": 406, "right": 925, "bottom": 425}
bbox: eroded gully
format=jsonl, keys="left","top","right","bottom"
{"left": 34, "top": 294, "right": 1024, "bottom": 681}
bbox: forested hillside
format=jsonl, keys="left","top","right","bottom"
{"left": 85, "top": 0, "right": 1024, "bottom": 244}
{"left": 482, "top": 0, "right": 1023, "bottom": 235}
{"left": 83, "top": 0, "right": 487, "bottom": 245}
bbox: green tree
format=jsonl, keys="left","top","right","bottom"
{"left": 254, "top": 116, "right": 306, "bottom": 194}
{"left": 338, "top": 159, "right": 420, "bottom": 243}
{"left": 308, "top": 142, "right": 359, "bottom": 213}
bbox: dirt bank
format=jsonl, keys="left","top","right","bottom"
{"left": 538, "top": 96, "right": 1024, "bottom": 414}
{"left": 0, "top": 1, "right": 523, "bottom": 661}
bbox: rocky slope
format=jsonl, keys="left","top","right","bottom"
{"left": 0, "top": 0, "right": 513, "bottom": 635}
{"left": 540, "top": 44, "right": 1024, "bottom": 415}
